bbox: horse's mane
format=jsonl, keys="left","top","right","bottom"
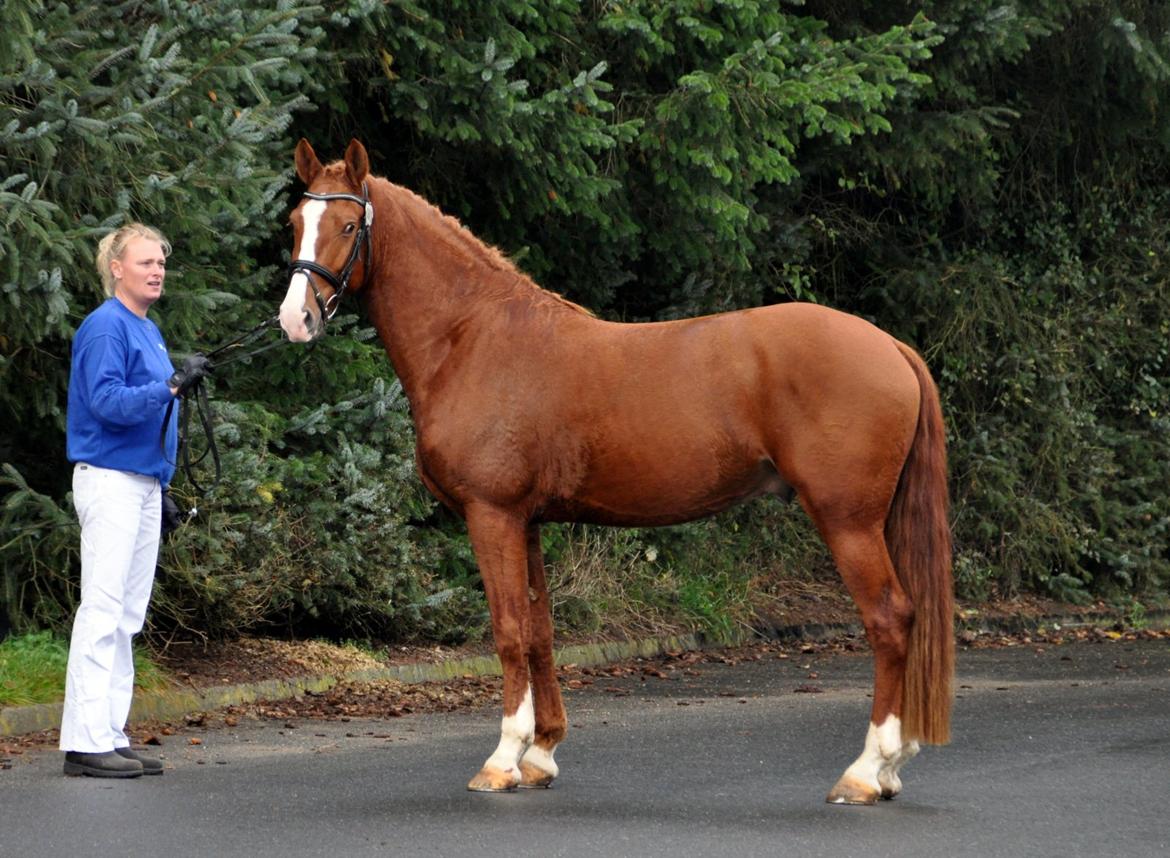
{"left": 365, "top": 170, "right": 594, "bottom": 318}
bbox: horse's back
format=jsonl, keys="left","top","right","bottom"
{"left": 579, "top": 301, "right": 920, "bottom": 440}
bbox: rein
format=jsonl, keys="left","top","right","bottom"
{"left": 203, "top": 314, "right": 282, "bottom": 368}
{"left": 171, "top": 375, "right": 219, "bottom": 496}
{"left": 161, "top": 312, "right": 289, "bottom": 504}
{"left": 287, "top": 182, "right": 373, "bottom": 327}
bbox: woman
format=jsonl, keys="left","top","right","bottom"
{"left": 60, "top": 223, "right": 208, "bottom": 778}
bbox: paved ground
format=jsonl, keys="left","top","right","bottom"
{"left": 2, "top": 635, "right": 1167, "bottom": 857}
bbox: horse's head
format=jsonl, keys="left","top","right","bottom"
{"left": 279, "top": 138, "right": 374, "bottom": 342}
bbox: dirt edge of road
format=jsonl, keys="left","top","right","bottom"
{"left": 3, "top": 587, "right": 1167, "bottom": 761}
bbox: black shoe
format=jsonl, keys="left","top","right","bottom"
{"left": 116, "top": 746, "right": 164, "bottom": 775}
{"left": 63, "top": 750, "right": 144, "bottom": 778}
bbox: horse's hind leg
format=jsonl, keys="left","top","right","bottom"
{"left": 464, "top": 504, "right": 535, "bottom": 792}
{"left": 517, "top": 525, "right": 567, "bottom": 788}
{"left": 815, "top": 522, "right": 917, "bottom": 805}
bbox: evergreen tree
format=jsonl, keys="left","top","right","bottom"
{"left": 3, "top": 0, "right": 1168, "bottom": 637}
{"left": 327, "top": 1, "right": 940, "bottom": 315}
{"left": 2, "top": 0, "right": 455, "bottom": 635}
{"left": 2, "top": 0, "right": 330, "bottom": 458}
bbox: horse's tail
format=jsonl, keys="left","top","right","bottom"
{"left": 887, "top": 341, "right": 954, "bottom": 745}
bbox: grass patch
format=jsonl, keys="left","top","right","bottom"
{"left": 542, "top": 502, "right": 834, "bottom": 642}
{"left": 547, "top": 525, "right": 684, "bottom": 639}
{"left": 0, "top": 631, "right": 169, "bottom": 708}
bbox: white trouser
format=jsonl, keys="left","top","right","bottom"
{"left": 59, "top": 464, "right": 161, "bottom": 753}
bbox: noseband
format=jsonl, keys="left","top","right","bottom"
{"left": 288, "top": 182, "right": 374, "bottom": 326}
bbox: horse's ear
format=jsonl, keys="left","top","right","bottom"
{"left": 295, "top": 138, "right": 323, "bottom": 186}
{"left": 344, "top": 139, "right": 369, "bottom": 188}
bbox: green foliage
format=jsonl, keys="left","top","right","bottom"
{"left": 543, "top": 500, "right": 828, "bottom": 639}
{"left": 612, "top": 6, "right": 939, "bottom": 315}
{"left": 2, "top": 0, "right": 1168, "bottom": 645}
{"left": 338, "top": 0, "right": 641, "bottom": 310}
{"left": 337, "top": 0, "right": 939, "bottom": 315}
{"left": 1, "top": 463, "right": 79, "bottom": 633}
{"left": 907, "top": 199, "right": 1170, "bottom": 602}
{"left": 0, "top": 630, "right": 166, "bottom": 706}
{"left": 0, "top": 631, "right": 71, "bottom": 706}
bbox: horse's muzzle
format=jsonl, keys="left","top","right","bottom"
{"left": 278, "top": 307, "right": 315, "bottom": 342}
{"left": 279, "top": 277, "right": 320, "bottom": 343}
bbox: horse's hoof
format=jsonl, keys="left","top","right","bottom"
{"left": 517, "top": 760, "right": 556, "bottom": 789}
{"left": 878, "top": 773, "right": 903, "bottom": 800}
{"left": 826, "top": 775, "right": 880, "bottom": 806}
{"left": 467, "top": 765, "right": 520, "bottom": 792}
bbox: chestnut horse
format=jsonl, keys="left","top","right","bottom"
{"left": 278, "top": 139, "right": 954, "bottom": 805}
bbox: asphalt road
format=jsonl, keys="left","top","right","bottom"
{"left": 2, "top": 637, "right": 1168, "bottom": 858}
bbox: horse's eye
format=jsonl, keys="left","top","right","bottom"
{"left": 343, "top": 223, "right": 356, "bottom": 235}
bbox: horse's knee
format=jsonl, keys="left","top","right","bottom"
{"left": 527, "top": 626, "right": 554, "bottom": 664}
{"left": 494, "top": 629, "right": 526, "bottom": 668}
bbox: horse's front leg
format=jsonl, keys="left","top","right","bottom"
{"left": 465, "top": 504, "right": 535, "bottom": 792}
{"left": 517, "top": 524, "right": 567, "bottom": 788}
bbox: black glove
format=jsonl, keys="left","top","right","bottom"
{"left": 161, "top": 489, "right": 183, "bottom": 538}
{"left": 168, "top": 353, "right": 212, "bottom": 397}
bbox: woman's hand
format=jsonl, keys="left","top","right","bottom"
{"left": 168, "top": 353, "right": 212, "bottom": 397}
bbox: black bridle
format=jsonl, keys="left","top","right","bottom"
{"left": 287, "top": 182, "right": 374, "bottom": 327}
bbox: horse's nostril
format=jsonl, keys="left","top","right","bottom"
{"left": 303, "top": 311, "right": 312, "bottom": 328}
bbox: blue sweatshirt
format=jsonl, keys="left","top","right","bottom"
{"left": 66, "top": 297, "right": 178, "bottom": 488}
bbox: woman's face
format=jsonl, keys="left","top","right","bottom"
{"left": 111, "top": 237, "right": 167, "bottom": 316}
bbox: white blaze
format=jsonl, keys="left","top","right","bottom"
{"left": 279, "top": 198, "right": 326, "bottom": 343}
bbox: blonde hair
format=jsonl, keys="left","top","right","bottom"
{"left": 95, "top": 223, "right": 172, "bottom": 297}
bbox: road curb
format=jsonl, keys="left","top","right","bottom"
{"left": 1, "top": 631, "right": 730, "bottom": 739}
{"left": 3, "top": 609, "right": 1166, "bottom": 740}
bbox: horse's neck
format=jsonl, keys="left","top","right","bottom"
{"left": 367, "top": 185, "right": 542, "bottom": 409}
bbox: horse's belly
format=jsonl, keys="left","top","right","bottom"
{"left": 539, "top": 456, "right": 792, "bottom": 527}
